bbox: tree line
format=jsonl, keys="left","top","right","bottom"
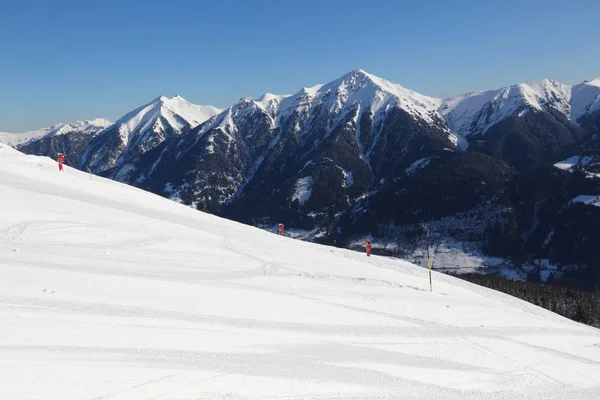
{"left": 452, "top": 273, "right": 600, "bottom": 329}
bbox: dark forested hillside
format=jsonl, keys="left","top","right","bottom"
{"left": 455, "top": 273, "right": 600, "bottom": 328}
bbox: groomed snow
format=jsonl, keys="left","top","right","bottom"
{"left": 1, "top": 144, "right": 600, "bottom": 400}
{"left": 405, "top": 157, "right": 432, "bottom": 175}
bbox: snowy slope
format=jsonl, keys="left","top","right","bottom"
{"left": 571, "top": 77, "right": 600, "bottom": 123}
{"left": 571, "top": 194, "right": 600, "bottom": 207}
{"left": 439, "top": 79, "right": 572, "bottom": 142}
{"left": 1, "top": 144, "right": 600, "bottom": 400}
{"left": 0, "top": 118, "right": 111, "bottom": 147}
{"left": 555, "top": 154, "right": 600, "bottom": 179}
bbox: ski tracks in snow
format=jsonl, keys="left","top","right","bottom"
{"left": 2, "top": 151, "right": 600, "bottom": 399}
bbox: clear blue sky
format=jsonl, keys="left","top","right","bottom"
{"left": 1, "top": 0, "right": 599, "bottom": 131}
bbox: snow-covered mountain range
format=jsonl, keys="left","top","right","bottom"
{"left": 5, "top": 71, "right": 598, "bottom": 165}
{"left": 439, "top": 77, "right": 600, "bottom": 145}
{"left": 4, "top": 70, "right": 600, "bottom": 283}
{"left": 111, "top": 70, "right": 455, "bottom": 217}
{"left": 0, "top": 118, "right": 111, "bottom": 147}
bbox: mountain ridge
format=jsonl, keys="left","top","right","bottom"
{"left": 6, "top": 70, "right": 600, "bottom": 284}
{"left": 0, "top": 118, "right": 112, "bottom": 147}
{"left": 4, "top": 70, "right": 599, "bottom": 148}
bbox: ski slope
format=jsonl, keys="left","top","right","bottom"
{"left": 1, "top": 144, "right": 600, "bottom": 400}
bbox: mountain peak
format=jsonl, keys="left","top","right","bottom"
{"left": 117, "top": 95, "right": 221, "bottom": 131}
{"left": 152, "top": 95, "right": 190, "bottom": 105}
{"left": 582, "top": 77, "right": 600, "bottom": 86}
{"left": 150, "top": 95, "right": 170, "bottom": 104}
{"left": 80, "top": 95, "right": 222, "bottom": 174}
{"left": 87, "top": 118, "right": 112, "bottom": 127}
{"left": 334, "top": 68, "right": 380, "bottom": 86}
{"left": 255, "top": 92, "right": 285, "bottom": 103}
{"left": 571, "top": 77, "right": 600, "bottom": 122}
{"left": 441, "top": 77, "right": 574, "bottom": 139}
{"left": 517, "top": 78, "right": 568, "bottom": 92}
{"left": 242, "top": 68, "right": 443, "bottom": 140}
{"left": 345, "top": 68, "right": 370, "bottom": 77}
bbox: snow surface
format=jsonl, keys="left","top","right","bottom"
{"left": 342, "top": 168, "right": 354, "bottom": 187}
{"left": 253, "top": 92, "right": 288, "bottom": 119}
{"left": 554, "top": 155, "right": 600, "bottom": 179}
{"left": 0, "top": 118, "right": 111, "bottom": 147}
{"left": 571, "top": 195, "right": 600, "bottom": 207}
{"left": 571, "top": 78, "right": 600, "bottom": 123}
{"left": 554, "top": 155, "right": 595, "bottom": 171}
{"left": 2, "top": 145, "right": 600, "bottom": 399}
{"left": 292, "top": 176, "right": 313, "bottom": 205}
{"left": 405, "top": 157, "right": 432, "bottom": 175}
